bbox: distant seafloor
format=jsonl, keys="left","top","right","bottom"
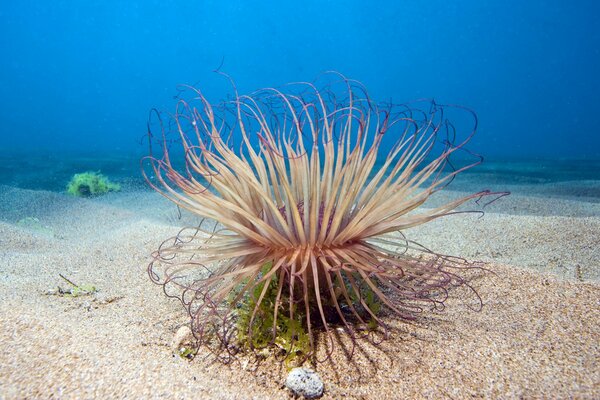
{"left": 1, "top": 151, "right": 599, "bottom": 203}
{"left": 1, "top": 151, "right": 599, "bottom": 279}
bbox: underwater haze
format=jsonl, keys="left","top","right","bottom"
{"left": 1, "top": 2, "right": 600, "bottom": 399}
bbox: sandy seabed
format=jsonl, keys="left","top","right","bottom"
{"left": 0, "top": 181, "right": 598, "bottom": 399}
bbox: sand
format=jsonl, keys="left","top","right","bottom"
{"left": 0, "top": 182, "right": 598, "bottom": 399}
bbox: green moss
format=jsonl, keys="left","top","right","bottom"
{"left": 67, "top": 283, "right": 97, "bottom": 297}
{"left": 233, "top": 263, "right": 310, "bottom": 365}
{"left": 46, "top": 274, "right": 98, "bottom": 297}
{"left": 59, "top": 273, "right": 97, "bottom": 297}
{"left": 232, "top": 266, "right": 382, "bottom": 365}
{"left": 66, "top": 171, "right": 120, "bottom": 197}
{"left": 347, "top": 274, "right": 382, "bottom": 330}
{"left": 177, "top": 346, "right": 197, "bottom": 360}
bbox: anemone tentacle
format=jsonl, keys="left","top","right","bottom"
{"left": 144, "top": 73, "right": 504, "bottom": 361}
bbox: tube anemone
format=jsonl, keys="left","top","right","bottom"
{"left": 143, "top": 73, "right": 502, "bottom": 362}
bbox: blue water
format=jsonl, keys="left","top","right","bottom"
{"left": 0, "top": 1, "right": 598, "bottom": 206}
{"left": 1, "top": 0, "right": 599, "bottom": 161}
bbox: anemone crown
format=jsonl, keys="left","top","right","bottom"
{"left": 144, "top": 73, "right": 500, "bottom": 362}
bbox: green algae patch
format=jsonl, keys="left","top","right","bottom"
{"left": 45, "top": 273, "right": 98, "bottom": 297}
{"left": 234, "top": 263, "right": 311, "bottom": 366}
{"left": 177, "top": 346, "right": 197, "bottom": 360}
{"left": 66, "top": 171, "right": 120, "bottom": 197}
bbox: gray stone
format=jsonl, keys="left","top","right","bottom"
{"left": 285, "top": 367, "right": 324, "bottom": 399}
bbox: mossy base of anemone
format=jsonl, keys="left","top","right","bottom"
{"left": 233, "top": 264, "right": 311, "bottom": 366}
{"left": 232, "top": 265, "right": 383, "bottom": 365}
{"left": 66, "top": 171, "right": 120, "bottom": 197}
{"left": 346, "top": 274, "right": 382, "bottom": 330}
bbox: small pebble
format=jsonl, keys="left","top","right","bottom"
{"left": 170, "top": 325, "right": 193, "bottom": 355}
{"left": 285, "top": 367, "right": 324, "bottom": 399}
